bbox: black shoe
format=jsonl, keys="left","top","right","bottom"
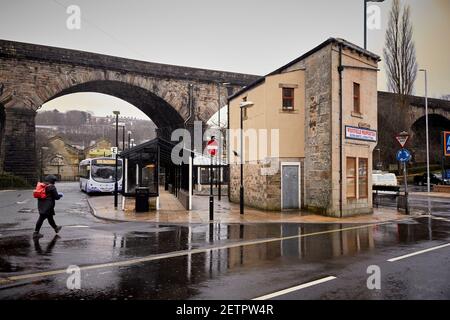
{"left": 33, "top": 232, "right": 44, "bottom": 239}
{"left": 55, "top": 226, "right": 62, "bottom": 233}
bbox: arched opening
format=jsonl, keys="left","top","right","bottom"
{"left": 46, "top": 80, "right": 186, "bottom": 137}
{"left": 36, "top": 80, "right": 187, "bottom": 182}
{"left": 411, "top": 114, "right": 450, "bottom": 164}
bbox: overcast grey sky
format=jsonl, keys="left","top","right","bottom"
{"left": 1, "top": 0, "right": 449, "bottom": 119}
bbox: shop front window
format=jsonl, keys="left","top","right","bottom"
{"left": 359, "top": 158, "right": 368, "bottom": 198}
{"left": 346, "top": 157, "right": 356, "bottom": 199}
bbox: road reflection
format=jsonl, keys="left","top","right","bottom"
{"left": 1, "top": 218, "right": 449, "bottom": 299}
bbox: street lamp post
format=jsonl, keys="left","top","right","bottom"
{"left": 113, "top": 111, "right": 120, "bottom": 209}
{"left": 239, "top": 100, "right": 254, "bottom": 215}
{"left": 364, "top": 0, "right": 385, "bottom": 49}
{"left": 122, "top": 125, "right": 125, "bottom": 151}
{"left": 217, "top": 82, "right": 230, "bottom": 201}
{"left": 127, "top": 131, "right": 132, "bottom": 149}
{"left": 419, "top": 69, "right": 431, "bottom": 215}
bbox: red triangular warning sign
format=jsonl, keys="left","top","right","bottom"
{"left": 395, "top": 135, "right": 409, "bottom": 148}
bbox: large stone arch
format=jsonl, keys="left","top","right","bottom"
{"left": 45, "top": 80, "right": 187, "bottom": 136}
{"left": 0, "top": 39, "right": 260, "bottom": 183}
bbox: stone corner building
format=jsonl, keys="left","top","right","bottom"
{"left": 228, "top": 38, "right": 380, "bottom": 217}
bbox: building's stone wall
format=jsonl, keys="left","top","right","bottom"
{"left": 303, "top": 45, "right": 333, "bottom": 214}
{"left": 42, "top": 137, "right": 83, "bottom": 181}
{"left": 230, "top": 158, "right": 304, "bottom": 211}
{"left": 230, "top": 163, "right": 281, "bottom": 210}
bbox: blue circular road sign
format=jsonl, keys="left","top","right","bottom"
{"left": 396, "top": 149, "right": 412, "bottom": 162}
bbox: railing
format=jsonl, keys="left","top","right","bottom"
{"left": 372, "top": 185, "right": 409, "bottom": 214}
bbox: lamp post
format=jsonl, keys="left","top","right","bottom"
{"left": 419, "top": 69, "right": 431, "bottom": 215}
{"left": 40, "top": 146, "right": 49, "bottom": 181}
{"left": 239, "top": 100, "right": 254, "bottom": 215}
{"left": 364, "top": 0, "right": 385, "bottom": 49}
{"left": 130, "top": 138, "right": 135, "bottom": 148}
{"left": 127, "top": 131, "right": 132, "bottom": 149}
{"left": 122, "top": 124, "right": 125, "bottom": 151}
{"left": 217, "top": 82, "right": 231, "bottom": 201}
{"left": 113, "top": 111, "right": 120, "bottom": 209}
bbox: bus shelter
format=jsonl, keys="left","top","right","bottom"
{"left": 120, "top": 138, "right": 192, "bottom": 210}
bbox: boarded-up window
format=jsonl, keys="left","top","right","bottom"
{"left": 282, "top": 88, "right": 294, "bottom": 110}
{"left": 353, "top": 82, "right": 360, "bottom": 113}
{"left": 359, "top": 158, "right": 368, "bottom": 198}
{"left": 346, "top": 157, "right": 356, "bottom": 199}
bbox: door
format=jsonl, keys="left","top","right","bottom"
{"left": 282, "top": 164, "right": 300, "bottom": 210}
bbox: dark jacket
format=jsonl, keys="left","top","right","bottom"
{"left": 37, "top": 183, "right": 61, "bottom": 215}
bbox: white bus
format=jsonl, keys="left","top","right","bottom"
{"left": 79, "top": 157, "right": 123, "bottom": 194}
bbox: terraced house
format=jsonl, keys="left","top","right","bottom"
{"left": 228, "top": 38, "right": 380, "bottom": 217}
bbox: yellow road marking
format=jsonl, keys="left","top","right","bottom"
{"left": 1, "top": 219, "right": 409, "bottom": 284}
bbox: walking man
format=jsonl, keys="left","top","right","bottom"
{"left": 33, "top": 175, "right": 63, "bottom": 239}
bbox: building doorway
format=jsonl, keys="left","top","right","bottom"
{"left": 281, "top": 163, "right": 301, "bottom": 210}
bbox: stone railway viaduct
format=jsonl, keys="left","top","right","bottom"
{"left": 0, "top": 39, "right": 259, "bottom": 183}
{"left": 377, "top": 91, "right": 450, "bottom": 166}
{"left": 0, "top": 39, "right": 449, "bottom": 183}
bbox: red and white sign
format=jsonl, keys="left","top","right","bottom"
{"left": 345, "top": 126, "right": 377, "bottom": 142}
{"left": 206, "top": 139, "right": 218, "bottom": 156}
{"left": 395, "top": 134, "right": 410, "bottom": 148}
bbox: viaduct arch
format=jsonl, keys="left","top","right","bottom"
{"left": 0, "top": 40, "right": 260, "bottom": 182}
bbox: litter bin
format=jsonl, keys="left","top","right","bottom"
{"left": 135, "top": 187, "right": 150, "bottom": 212}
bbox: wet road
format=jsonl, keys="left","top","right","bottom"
{"left": 0, "top": 183, "right": 449, "bottom": 300}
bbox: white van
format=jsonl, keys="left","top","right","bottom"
{"left": 372, "top": 171, "right": 398, "bottom": 194}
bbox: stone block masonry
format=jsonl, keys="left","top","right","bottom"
{"left": 1, "top": 107, "right": 37, "bottom": 183}
{"left": 303, "top": 45, "right": 333, "bottom": 215}
{"left": 0, "top": 39, "right": 260, "bottom": 182}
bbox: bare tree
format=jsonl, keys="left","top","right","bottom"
{"left": 384, "top": 0, "right": 418, "bottom": 96}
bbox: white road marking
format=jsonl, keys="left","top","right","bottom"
{"left": 16, "top": 199, "right": 30, "bottom": 204}
{"left": 0, "top": 220, "right": 406, "bottom": 284}
{"left": 252, "top": 276, "right": 337, "bottom": 300}
{"left": 65, "top": 225, "right": 90, "bottom": 228}
{"left": 388, "top": 243, "right": 450, "bottom": 262}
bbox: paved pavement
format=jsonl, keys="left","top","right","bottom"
{"left": 88, "top": 191, "right": 415, "bottom": 224}
{"left": 0, "top": 182, "right": 449, "bottom": 300}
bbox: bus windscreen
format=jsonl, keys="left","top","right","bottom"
{"left": 91, "top": 159, "right": 122, "bottom": 183}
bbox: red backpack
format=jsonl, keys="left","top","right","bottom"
{"left": 33, "top": 182, "right": 48, "bottom": 199}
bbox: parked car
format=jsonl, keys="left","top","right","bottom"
{"left": 413, "top": 173, "right": 446, "bottom": 186}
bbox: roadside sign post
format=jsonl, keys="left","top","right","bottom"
{"left": 111, "top": 147, "right": 118, "bottom": 158}
{"left": 207, "top": 137, "right": 218, "bottom": 222}
{"left": 442, "top": 131, "right": 450, "bottom": 189}
{"left": 397, "top": 148, "right": 412, "bottom": 215}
